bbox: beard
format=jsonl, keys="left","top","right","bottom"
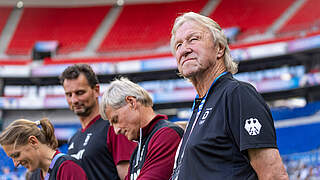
{"left": 72, "top": 105, "right": 93, "bottom": 117}
{"left": 75, "top": 109, "right": 91, "bottom": 117}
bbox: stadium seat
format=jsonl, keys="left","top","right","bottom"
{"left": 277, "top": 0, "right": 320, "bottom": 36}
{"left": 6, "top": 6, "right": 111, "bottom": 55}
{"left": 209, "top": 0, "right": 293, "bottom": 40}
{"left": 98, "top": 0, "right": 208, "bottom": 52}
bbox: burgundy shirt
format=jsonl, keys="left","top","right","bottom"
{"left": 57, "top": 160, "right": 87, "bottom": 180}
{"left": 39, "top": 151, "right": 87, "bottom": 180}
{"left": 125, "top": 115, "right": 182, "bottom": 180}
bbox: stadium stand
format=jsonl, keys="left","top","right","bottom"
{"left": 273, "top": 102, "right": 320, "bottom": 155}
{"left": 278, "top": 0, "right": 320, "bottom": 36}
{"left": 6, "top": 6, "right": 111, "bottom": 55}
{"left": 277, "top": 122, "right": 320, "bottom": 155}
{"left": 0, "top": 7, "right": 12, "bottom": 36}
{"left": 209, "top": 0, "right": 293, "bottom": 41}
{"left": 97, "top": 0, "right": 208, "bottom": 52}
{"left": 0, "top": 148, "right": 14, "bottom": 172}
{"left": 0, "top": 59, "right": 30, "bottom": 65}
{"left": 1, "top": 0, "right": 320, "bottom": 178}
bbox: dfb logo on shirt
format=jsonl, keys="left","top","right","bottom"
{"left": 244, "top": 118, "right": 262, "bottom": 136}
{"left": 199, "top": 107, "right": 212, "bottom": 125}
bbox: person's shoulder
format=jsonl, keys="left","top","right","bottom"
{"left": 222, "top": 76, "right": 257, "bottom": 95}
{"left": 58, "top": 160, "right": 87, "bottom": 180}
{"left": 60, "top": 159, "right": 79, "bottom": 168}
{"left": 152, "top": 126, "right": 183, "bottom": 142}
{"left": 155, "top": 120, "right": 183, "bottom": 136}
{"left": 90, "top": 117, "right": 110, "bottom": 133}
{"left": 146, "top": 126, "right": 182, "bottom": 152}
{"left": 68, "top": 129, "right": 81, "bottom": 142}
{"left": 96, "top": 117, "right": 110, "bottom": 126}
{"left": 165, "top": 121, "right": 184, "bottom": 137}
{"left": 58, "top": 158, "right": 84, "bottom": 174}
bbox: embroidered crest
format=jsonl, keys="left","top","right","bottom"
{"left": 244, "top": 118, "right": 262, "bottom": 136}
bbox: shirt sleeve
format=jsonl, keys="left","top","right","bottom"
{"left": 137, "top": 127, "right": 182, "bottom": 180}
{"left": 57, "top": 160, "right": 87, "bottom": 180}
{"left": 227, "top": 83, "right": 277, "bottom": 152}
{"left": 107, "top": 126, "right": 137, "bottom": 165}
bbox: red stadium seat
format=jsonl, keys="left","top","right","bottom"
{"left": 6, "top": 6, "right": 111, "bottom": 55}
{"left": 98, "top": 0, "right": 208, "bottom": 53}
{"left": 209, "top": 0, "right": 293, "bottom": 40}
{"left": 278, "top": 0, "right": 320, "bottom": 35}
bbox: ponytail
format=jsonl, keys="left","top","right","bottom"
{"left": 0, "top": 118, "right": 58, "bottom": 150}
{"left": 38, "top": 118, "right": 58, "bottom": 149}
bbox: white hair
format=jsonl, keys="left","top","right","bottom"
{"left": 99, "top": 77, "right": 153, "bottom": 120}
{"left": 170, "top": 12, "right": 238, "bottom": 74}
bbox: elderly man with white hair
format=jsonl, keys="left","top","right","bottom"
{"left": 170, "top": 12, "right": 289, "bottom": 180}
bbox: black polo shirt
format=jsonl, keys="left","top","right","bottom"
{"left": 68, "top": 116, "right": 119, "bottom": 180}
{"left": 174, "top": 73, "right": 277, "bottom": 180}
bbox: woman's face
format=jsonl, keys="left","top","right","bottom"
{"left": 2, "top": 142, "right": 40, "bottom": 172}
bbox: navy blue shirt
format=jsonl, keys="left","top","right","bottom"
{"left": 68, "top": 116, "right": 119, "bottom": 180}
{"left": 173, "top": 73, "right": 277, "bottom": 180}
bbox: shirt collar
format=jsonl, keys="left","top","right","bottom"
{"left": 141, "top": 114, "right": 167, "bottom": 138}
{"left": 81, "top": 115, "right": 101, "bottom": 132}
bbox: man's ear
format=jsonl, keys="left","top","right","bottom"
{"left": 217, "top": 44, "right": 225, "bottom": 59}
{"left": 125, "top": 96, "right": 136, "bottom": 108}
{"left": 28, "top": 136, "right": 39, "bottom": 149}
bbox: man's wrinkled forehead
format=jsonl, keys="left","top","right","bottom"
{"left": 175, "top": 21, "right": 210, "bottom": 41}
{"left": 179, "top": 20, "right": 210, "bottom": 34}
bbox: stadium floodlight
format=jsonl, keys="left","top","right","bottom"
{"left": 16, "top": 1, "right": 24, "bottom": 8}
{"left": 117, "top": 0, "right": 124, "bottom": 6}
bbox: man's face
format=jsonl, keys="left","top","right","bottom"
{"left": 3, "top": 143, "right": 39, "bottom": 172}
{"left": 105, "top": 102, "right": 140, "bottom": 141}
{"left": 63, "top": 74, "right": 99, "bottom": 117}
{"left": 173, "top": 20, "right": 220, "bottom": 78}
